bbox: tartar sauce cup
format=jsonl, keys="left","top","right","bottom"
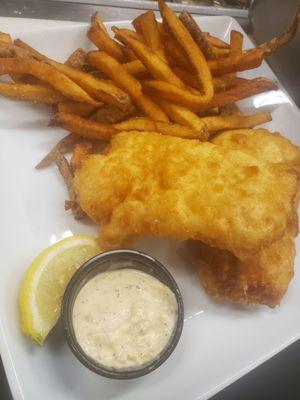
{"left": 61, "top": 249, "right": 184, "bottom": 379}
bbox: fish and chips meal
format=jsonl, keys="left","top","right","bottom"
{"left": 2, "top": 0, "right": 300, "bottom": 346}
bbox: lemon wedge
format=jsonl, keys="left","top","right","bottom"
{"left": 19, "top": 235, "right": 101, "bottom": 345}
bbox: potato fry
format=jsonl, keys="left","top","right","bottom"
{"left": 179, "top": 12, "right": 216, "bottom": 60}
{"left": 122, "top": 46, "right": 137, "bottom": 61}
{"left": 210, "top": 78, "right": 278, "bottom": 111}
{"left": 0, "top": 32, "right": 12, "bottom": 44}
{"left": 229, "top": 30, "right": 243, "bottom": 56}
{"left": 173, "top": 68, "right": 239, "bottom": 92}
{"left": 113, "top": 28, "right": 146, "bottom": 44}
{"left": 131, "top": 11, "right": 167, "bottom": 62}
{"left": 160, "top": 26, "right": 192, "bottom": 70}
{"left": 112, "top": 27, "right": 185, "bottom": 88}
{"left": 56, "top": 112, "right": 114, "bottom": 140}
{"left": 87, "top": 12, "right": 126, "bottom": 63}
{"left": 58, "top": 101, "right": 96, "bottom": 117}
{"left": 203, "top": 33, "right": 229, "bottom": 49}
{"left": 220, "top": 103, "right": 243, "bottom": 116}
{"left": 91, "top": 11, "right": 108, "bottom": 35}
{"left": 143, "top": 80, "right": 212, "bottom": 109}
{"left": 0, "top": 81, "right": 66, "bottom": 103}
{"left": 91, "top": 103, "right": 137, "bottom": 123}
{"left": 14, "top": 39, "right": 131, "bottom": 110}
{"left": 123, "top": 59, "right": 148, "bottom": 76}
{"left": 87, "top": 51, "right": 169, "bottom": 121}
{"left": 157, "top": 99, "right": 208, "bottom": 132}
{"left": 0, "top": 58, "right": 99, "bottom": 104}
{"left": 144, "top": 78, "right": 277, "bottom": 112}
{"left": 159, "top": 0, "right": 213, "bottom": 99}
{"left": 56, "top": 113, "right": 208, "bottom": 141}
{"left": 208, "top": 48, "right": 264, "bottom": 76}
{"left": 115, "top": 117, "right": 208, "bottom": 140}
{"left": 36, "top": 133, "right": 80, "bottom": 169}
{"left": 201, "top": 111, "right": 271, "bottom": 132}
{"left": 65, "top": 48, "right": 87, "bottom": 70}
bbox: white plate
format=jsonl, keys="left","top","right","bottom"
{"left": 1, "top": 15, "right": 300, "bottom": 400}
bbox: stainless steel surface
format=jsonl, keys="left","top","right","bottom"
{"left": 250, "top": 0, "right": 300, "bottom": 107}
{"left": 0, "top": 0, "right": 248, "bottom": 27}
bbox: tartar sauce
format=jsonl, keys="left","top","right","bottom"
{"left": 72, "top": 268, "right": 178, "bottom": 369}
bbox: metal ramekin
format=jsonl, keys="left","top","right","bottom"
{"left": 61, "top": 249, "right": 184, "bottom": 379}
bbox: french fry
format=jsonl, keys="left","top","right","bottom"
{"left": 91, "top": 12, "right": 108, "bottom": 35}
{"left": 208, "top": 49, "right": 265, "bottom": 76}
{"left": 210, "top": 78, "right": 278, "bottom": 111}
{"left": 179, "top": 12, "right": 216, "bottom": 60}
{"left": 58, "top": 101, "right": 97, "bottom": 116}
{"left": 0, "top": 32, "right": 12, "bottom": 44}
{"left": 0, "top": 81, "right": 66, "bottom": 103}
{"left": 229, "top": 30, "right": 243, "bottom": 56}
{"left": 157, "top": 99, "right": 208, "bottom": 132}
{"left": 159, "top": 0, "right": 213, "bottom": 99}
{"left": 115, "top": 117, "right": 208, "bottom": 140}
{"left": 87, "top": 12, "right": 126, "bottom": 63}
{"left": 65, "top": 48, "right": 87, "bottom": 70}
{"left": 122, "top": 46, "right": 137, "bottom": 61}
{"left": 36, "top": 133, "right": 80, "bottom": 169}
{"left": 0, "top": 58, "right": 99, "bottom": 105}
{"left": 91, "top": 103, "right": 137, "bottom": 123}
{"left": 56, "top": 112, "right": 114, "bottom": 140}
{"left": 113, "top": 28, "right": 146, "bottom": 44}
{"left": 131, "top": 11, "right": 167, "bottom": 62}
{"left": 160, "top": 26, "right": 192, "bottom": 70}
{"left": 14, "top": 39, "right": 131, "bottom": 110}
{"left": 143, "top": 80, "right": 213, "bottom": 109}
{"left": 144, "top": 78, "right": 277, "bottom": 112}
{"left": 220, "top": 103, "right": 243, "bottom": 116}
{"left": 56, "top": 113, "right": 208, "bottom": 141}
{"left": 112, "top": 27, "right": 185, "bottom": 88}
{"left": 201, "top": 111, "right": 271, "bottom": 132}
{"left": 87, "top": 51, "right": 169, "bottom": 122}
{"left": 123, "top": 59, "right": 148, "bottom": 76}
{"left": 173, "top": 68, "right": 239, "bottom": 92}
{"left": 203, "top": 33, "right": 229, "bottom": 49}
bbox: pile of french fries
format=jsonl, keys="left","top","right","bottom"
{"left": 0, "top": 0, "right": 299, "bottom": 141}
{"left": 0, "top": 0, "right": 299, "bottom": 216}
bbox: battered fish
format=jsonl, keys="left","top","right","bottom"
{"left": 196, "top": 222, "right": 296, "bottom": 308}
{"left": 196, "top": 128, "right": 300, "bottom": 307}
{"left": 212, "top": 128, "right": 300, "bottom": 169}
{"left": 74, "top": 131, "right": 299, "bottom": 258}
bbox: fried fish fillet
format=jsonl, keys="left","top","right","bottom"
{"left": 196, "top": 128, "right": 300, "bottom": 307}
{"left": 212, "top": 128, "right": 300, "bottom": 169}
{"left": 196, "top": 220, "right": 297, "bottom": 308}
{"left": 74, "top": 131, "right": 299, "bottom": 258}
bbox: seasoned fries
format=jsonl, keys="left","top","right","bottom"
{"left": 132, "top": 11, "right": 167, "bottom": 62}
{"left": 201, "top": 111, "right": 271, "bottom": 132}
{"left": 56, "top": 112, "right": 208, "bottom": 140}
{"left": 229, "top": 30, "right": 243, "bottom": 56}
{"left": 87, "top": 51, "right": 169, "bottom": 121}
{"left": 58, "top": 101, "right": 96, "bottom": 117}
{"left": 112, "top": 27, "right": 185, "bottom": 87}
{"left": 0, "top": 81, "right": 65, "bottom": 103}
{"left": 0, "top": 58, "right": 99, "bottom": 105}
{"left": 159, "top": 0, "right": 213, "bottom": 99}
{"left": 179, "top": 12, "right": 216, "bottom": 60}
{"left": 0, "top": 0, "right": 298, "bottom": 182}
{"left": 87, "top": 12, "right": 126, "bottom": 63}
{"left": 14, "top": 39, "right": 131, "bottom": 110}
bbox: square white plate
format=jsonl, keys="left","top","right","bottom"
{"left": 1, "top": 15, "right": 300, "bottom": 400}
